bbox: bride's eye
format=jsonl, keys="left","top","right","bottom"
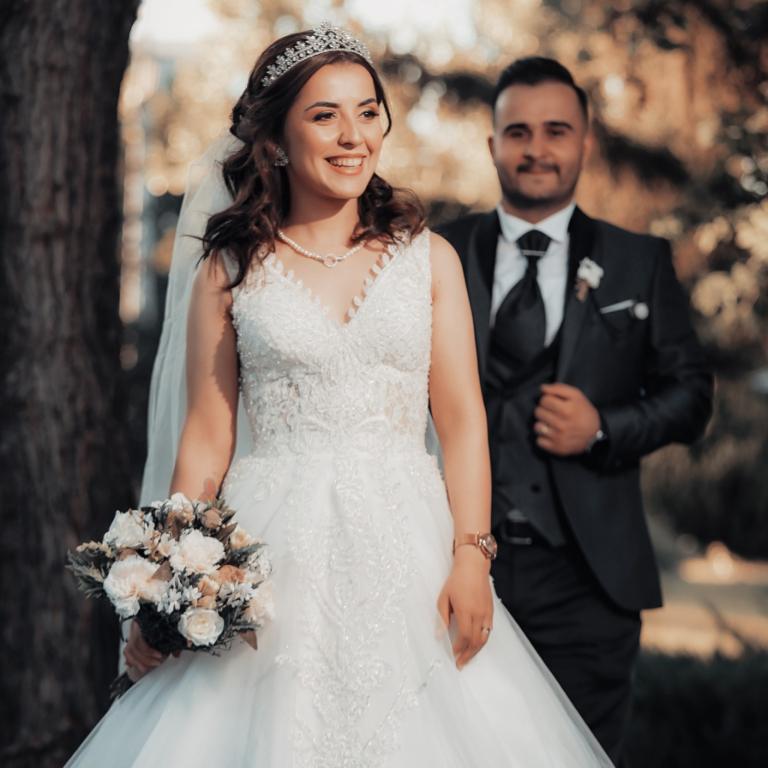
{"left": 312, "top": 111, "right": 335, "bottom": 122}
{"left": 361, "top": 109, "right": 379, "bottom": 119}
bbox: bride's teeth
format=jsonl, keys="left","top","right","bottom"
{"left": 328, "top": 158, "right": 363, "bottom": 167}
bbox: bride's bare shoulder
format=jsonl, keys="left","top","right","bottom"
{"left": 427, "top": 230, "right": 464, "bottom": 289}
{"left": 191, "top": 255, "right": 234, "bottom": 310}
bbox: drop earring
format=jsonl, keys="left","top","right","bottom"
{"left": 274, "top": 147, "right": 290, "bottom": 167}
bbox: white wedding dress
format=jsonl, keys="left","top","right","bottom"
{"left": 66, "top": 231, "right": 612, "bottom": 767}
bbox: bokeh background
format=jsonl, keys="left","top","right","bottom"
{"left": 2, "top": 0, "right": 768, "bottom": 765}
{"left": 123, "top": 1, "right": 768, "bottom": 763}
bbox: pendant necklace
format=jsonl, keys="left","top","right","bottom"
{"left": 277, "top": 229, "right": 364, "bottom": 268}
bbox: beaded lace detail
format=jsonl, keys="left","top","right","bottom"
{"left": 230, "top": 231, "right": 434, "bottom": 460}
{"left": 227, "top": 230, "right": 443, "bottom": 766}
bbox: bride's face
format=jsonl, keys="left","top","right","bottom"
{"left": 282, "top": 62, "right": 383, "bottom": 203}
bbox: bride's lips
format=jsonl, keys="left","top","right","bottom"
{"left": 326, "top": 155, "right": 366, "bottom": 175}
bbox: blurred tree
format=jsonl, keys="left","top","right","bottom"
{"left": 0, "top": 1, "right": 139, "bottom": 766}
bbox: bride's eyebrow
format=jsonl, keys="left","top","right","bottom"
{"left": 304, "top": 98, "right": 377, "bottom": 111}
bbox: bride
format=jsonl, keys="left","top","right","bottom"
{"left": 66, "top": 23, "right": 612, "bottom": 767}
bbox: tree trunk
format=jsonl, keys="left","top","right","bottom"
{"left": 0, "top": 1, "right": 140, "bottom": 765}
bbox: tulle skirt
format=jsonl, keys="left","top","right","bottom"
{"left": 66, "top": 445, "right": 612, "bottom": 767}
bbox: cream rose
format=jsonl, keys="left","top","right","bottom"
{"left": 178, "top": 607, "right": 224, "bottom": 646}
{"left": 229, "top": 526, "right": 257, "bottom": 549}
{"left": 103, "top": 510, "right": 148, "bottom": 550}
{"left": 103, "top": 556, "right": 167, "bottom": 617}
{"left": 170, "top": 529, "right": 225, "bottom": 574}
{"left": 244, "top": 579, "right": 275, "bottom": 624}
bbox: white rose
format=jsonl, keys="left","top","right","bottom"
{"left": 103, "top": 555, "right": 167, "bottom": 617}
{"left": 178, "top": 607, "right": 224, "bottom": 646}
{"left": 244, "top": 579, "right": 275, "bottom": 624}
{"left": 104, "top": 510, "right": 147, "bottom": 550}
{"left": 576, "top": 257, "right": 604, "bottom": 289}
{"left": 169, "top": 529, "right": 225, "bottom": 574}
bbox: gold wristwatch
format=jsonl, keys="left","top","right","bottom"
{"left": 452, "top": 532, "right": 498, "bottom": 560}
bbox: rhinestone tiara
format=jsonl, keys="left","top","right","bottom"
{"left": 261, "top": 21, "right": 373, "bottom": 88}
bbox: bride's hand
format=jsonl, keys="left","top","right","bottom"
{"left": 437, "top": 548, "right": 494, "bottom": 670}
{"left": 124, "top": 620, "right": 166, "bottom": 681}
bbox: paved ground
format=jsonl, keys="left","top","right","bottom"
{"left": 641, "top": 515, "right": 768, "bottom": 657}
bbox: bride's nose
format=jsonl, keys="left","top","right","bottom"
{"left": 338, "top": 115, "right": 363, "bottom": 147}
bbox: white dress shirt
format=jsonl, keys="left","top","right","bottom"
{"left": 491, "top": 201, "right": 576, "bottom": 347}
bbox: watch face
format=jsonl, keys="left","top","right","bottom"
{"left": 480, "top": 533, "right": 498, "bottom": 559}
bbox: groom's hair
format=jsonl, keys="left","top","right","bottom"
{"left": 493, "top": 57, "right": 588, "bottom": 121}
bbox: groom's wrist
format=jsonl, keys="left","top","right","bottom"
{"left": 584, "top": 414, "right": 610, "bottom": 467}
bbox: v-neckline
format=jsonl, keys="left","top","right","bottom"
{"left": 264, "top": 245, "right": 399, "bottom": 330}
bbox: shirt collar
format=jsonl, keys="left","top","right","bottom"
{"left": 496, "top": 201, "right": 576, "bottom": 246}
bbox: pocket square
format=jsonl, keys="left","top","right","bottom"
{"left": 599, "top": 299, "right": 649, "bottom": 320}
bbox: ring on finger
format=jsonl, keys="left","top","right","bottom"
{"left": 481, "top": 626, "right": 492, "bottom": 634}
{"left": 539, "top": 423, "right": 548, "bottom": 436}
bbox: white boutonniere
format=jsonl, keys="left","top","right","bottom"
{"left": 575, "top": 257, "right": 604, "bottom": 302}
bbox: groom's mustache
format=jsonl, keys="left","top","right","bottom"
{"left": 517, "top": 162, "right": 559, "bottom": 174}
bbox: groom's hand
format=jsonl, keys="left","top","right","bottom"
{"left": 534, "top": 383, "right": 601, "bottom": 456}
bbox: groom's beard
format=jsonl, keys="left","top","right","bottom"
{"left": 500, "top": 161, "right": 580, "bottom": 211}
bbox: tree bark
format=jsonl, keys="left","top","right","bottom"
{"left": 0, "top": 1, "right": 140, "bottom": 765}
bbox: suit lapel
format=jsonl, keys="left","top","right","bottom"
{"left": 556, "top": 207, "right": 601, "bottom": 380}
{"left": 466, "top": 211, "right": 500, "bottom": 390}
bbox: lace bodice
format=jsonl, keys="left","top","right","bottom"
{"left": 230, "top": 230, "right": 433, "bottom": 459}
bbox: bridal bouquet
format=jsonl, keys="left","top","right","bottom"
{"left": 67, "top": 492, "right": 273, "bottom": 696}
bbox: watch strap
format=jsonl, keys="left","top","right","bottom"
{"left": 452, "top": 532, "right": 479, "bottom": 554}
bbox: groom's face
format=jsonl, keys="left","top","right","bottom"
{"left": 489, "top": 81, "right": 592, "bottom": 213}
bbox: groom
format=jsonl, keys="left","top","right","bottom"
{"left": 437, "top": 57, "right": 712, "bottom": 763}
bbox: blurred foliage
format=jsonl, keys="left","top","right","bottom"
{"left": 626, "top": 649, "right": 768, "bottom": 766}
{"left": 642, "top": 377, "right": 768, "bottom": 559}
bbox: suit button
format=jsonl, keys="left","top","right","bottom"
{"left": 531, "top": 484, "right": 541, "bottom": 493}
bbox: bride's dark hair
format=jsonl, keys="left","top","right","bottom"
{"left": 201, "top": 31, "right": 425, "bottom": 286}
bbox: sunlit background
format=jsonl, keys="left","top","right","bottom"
{"left": 119, "top": 0, "right": 768, "bottom": 689}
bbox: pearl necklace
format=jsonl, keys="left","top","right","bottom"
{"left": 277, "top": 229, "right": 364, "bottom": 268}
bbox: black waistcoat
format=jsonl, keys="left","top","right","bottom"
{"left": 485, "top": 331, "right": 567, "bottom": 545}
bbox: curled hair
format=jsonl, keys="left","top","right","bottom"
{"left": 202, "top": 32, "right": 425, "bottom": 286}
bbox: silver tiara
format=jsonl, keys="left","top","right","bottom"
{"left": 261, "top": 21, "right": 373, "bottom": 88}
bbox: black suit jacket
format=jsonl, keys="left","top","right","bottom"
{"left": 437, "top": 208, "right": 713, "bottom": 612}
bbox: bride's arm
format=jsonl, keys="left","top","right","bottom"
{"left": 124, "top": 257, "right": 239, "bottom": 678}
{"left": 169, "top": 258, "right": 239, "bottom": 499}
{"left": 428, "top": 231, "right": 494, "bottom": 671}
